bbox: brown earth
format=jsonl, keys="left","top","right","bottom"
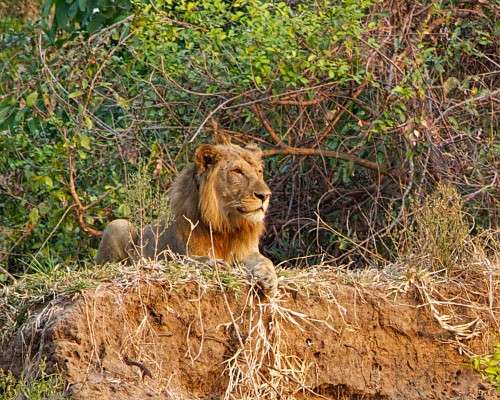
{"left": 0, "top": 0, "right": 40, "bottom": 19}
{"left": 0, "top": 275, "right": 496, "bottom": 399}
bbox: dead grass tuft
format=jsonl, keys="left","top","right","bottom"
{"left": 395, "top": 183, "right": 473, "bottom": 273}
{"left": 384, "top": 183, "right": 499, "bottom": 355}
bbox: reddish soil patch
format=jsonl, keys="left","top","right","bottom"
{"left": 0, "top": 280, "right": 495, "bottom": 399}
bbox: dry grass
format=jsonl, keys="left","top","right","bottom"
{"left": 383, "top": 183, "right": 500, "bottom": 355}
{"left": 2, "top": 182, "right": 499, "bottom": 398}
{"left": 394, "top": 183, "right": 473, "bottom": 273}
{"left": 2, "top": 245, "right": 498, "bottom": 398}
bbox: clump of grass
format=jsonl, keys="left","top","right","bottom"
{"left": 396, "top": 183, "right": 470, "bottom": 273}
{"left": 386, "top": 183, "right": 499, "bottom": 353}
{"left": 0, "top": 359, "right": 66, "bottom": 400}
{"left": 0, "top": 263, "right": 120, "bottom": 343}
{"left": 471, "top": 344, "right": 500, "bottom": 392}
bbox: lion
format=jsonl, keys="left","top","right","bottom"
{"left": 95, "top": 141, "right": 278, "bottom": 296}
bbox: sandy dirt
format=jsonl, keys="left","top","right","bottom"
{"left": 0, "top": 277, "right": 496, "bottom": 399}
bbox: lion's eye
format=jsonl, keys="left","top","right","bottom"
{"left": 232, "top": 168, "right": 244, "bottom": 175}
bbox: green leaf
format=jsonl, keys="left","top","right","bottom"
{"left": 116, "top": 203, "right": 130, "bottom": 217}
{"left": 115, "top": 94, "right": 129, "bottom": 110}
{"left": 43, "top": 176, "right": 54, "bottom": 188}
{"left": 78, "top": 0, "right": 87, "bottom": 12}
{"left": 0, "top": 106, "right": 11, "bottom": 122}
{"left": 68, "top": 90, "right": 83, "bottom": 99}
{"left": 84, "top": 116, "right": 93, "bottom": 129}
{"left": 488, "top": 359, "right": 499, "bottom": 368}
{"left": 339, "top": 238, "right": 349, "bottom": 250}
{"left": 25, "top": 91, "right": 38, "bottom": 107}
{"left": 79, "top": 134, "right": 91, "bottom": 150}
{"left": 29, "top": 208, "right": 40, "bottom": 225}
{"left": 55, "top": 2, "right": 70, "bottom": 28}
{"left": 41, "top": 0, "right": 54, "bottom": 17}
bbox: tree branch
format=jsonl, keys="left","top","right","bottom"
{"left": 317, "top": 81, "right": 368, "bottom": 143}
{"left": 263, "top": 146, "right": 389, "bottom": 175}
{"left": 66, "top": 135, "right": 103, "bottom": 238}
{"left": 252, "top": 103, "right": 286, "bottom": 147}
{"left": 270, "top": 96, "right": 325, "bottom": 106}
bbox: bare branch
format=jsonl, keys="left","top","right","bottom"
{"left": 252, "top": 104, "right": 286, "bottom": 147}
{"left": 64, "top": 129, "right": 103, "bottom": 238}
{"left": 263, "top": 146, "right": 389, "bottom": 175}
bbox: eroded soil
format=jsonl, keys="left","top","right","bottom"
{"left": 0, "top": 277, "right": 496, "bottom": 399}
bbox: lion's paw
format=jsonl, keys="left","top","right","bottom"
{"left": 246, "top": 256, "right": 278, "bottom": 298}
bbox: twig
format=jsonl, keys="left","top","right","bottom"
{"left": 188, "top": 92, "right": 250, "bottom": 143}
{"left": 0, "top": 264, "right": 16, "bottom": 282}
{"left": 270, "top": 96, "right": 325, "bottom": 106}
{"left": 0, "top": 221, "right": 35, "bottom": 268}
{"left": 436, "top": 88, "right": 500, "bottom": 122}
{"left": 316, "top": 81, "right": 368, "bottom": 143}
{"left": 33, "top": 204, "right": 77, "bottom": 261}
{"left": 464, "top": 172, "right": 498, "bottom": 201}
{"left": 224, "top": 81, "right": 338, "bottom": 110}
{"left": 252, "top": 103, "right": 286, "bottom": 147}
{"left": 87, "top": 15, "right": 134, "bottom": 43}
{"left": 123, "top": 355, "right": 153, "bottom": 380}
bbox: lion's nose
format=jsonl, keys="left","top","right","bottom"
{"left": 254, "top": 191, "right": 271, "bottom": 202}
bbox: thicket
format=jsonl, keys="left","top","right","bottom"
{"left": 0, "top": 0, "right": 498, "bottom": 275}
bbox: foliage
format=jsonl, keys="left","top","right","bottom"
{"left": 42, "top": 0, "right": 132, "bottom": 34}
{"left": 123, "top": 163, "right": 172, "bottom": 228}
{"left": 0, "top": 0, "right": 498, "bottom": 275}
{"left": 471, "top": 344, "right": 500, "bottom": 392}
{"left": 135, "top": 0, "right": 372, "bottom": 89}
{"left": 0, "top": 360, "right": 66, "bottom": 400}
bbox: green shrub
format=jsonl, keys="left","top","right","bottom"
{"left": 1, "top": 1, "right": 498, "bottom": 272}
{"left": 122, "top": 164, "right": 172, "bottom": 229}
{"left": 42, "top": 0, "right": 132, "bottom": 34}
{"left": 0, "top": 360, "right": 66, "bottom": 400}
{"left": 471, "top": 344, "right": 500, "bottom": 392}
{"left": 134, "top": 0, "right": 373, "bottom": 89}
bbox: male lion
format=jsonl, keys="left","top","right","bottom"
{"left": 95, "top": 142, "right": 278, "bottom": 296}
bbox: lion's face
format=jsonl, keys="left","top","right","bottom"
{"left": 195, "top": 143, "right": 271, "bottom": 229}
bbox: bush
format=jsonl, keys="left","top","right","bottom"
{"left": 1, "top": 1, "right": 498, "bottom": 274}
{"left": 0, "top": 360, "right": 66, "bottom": 400}
{"left": 42, "top": 0, "right": 132, "bottom": 34}
{"left": 397, "top": 183, "right": 470, "bottom": 272}
{"left": 471, "top": 344, "right": 500, "bottom": 393}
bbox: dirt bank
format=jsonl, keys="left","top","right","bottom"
{"left": 0, "top": 268, "right": 496, "bottom": 399}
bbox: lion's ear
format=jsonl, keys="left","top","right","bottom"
{"left": 214, "top": 132, "right": 231, "bottom": 145}
{"left": 195, "top": 144, "right": 221, "bottom": 173}
{"left": 245, "top": 143, "right": 263, "bottom": 158}
{"left": 210, "top": 118, "right": 232, "bottom": 145}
